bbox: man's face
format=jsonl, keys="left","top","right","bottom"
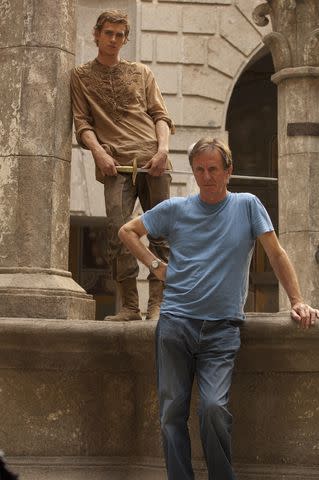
{"left": 95, "top": 22, "right": 127, "bottom": 57}
{"left": 192, "top": 149, "right": 232, "bottom": 200}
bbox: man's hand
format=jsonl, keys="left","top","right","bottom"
{"left": 92, "top": 145, "right": 119, "bottom": 177}
{"left": 291, "top": 302, "right": 319, "bottom": 329}
{"left": 144, "top": 150, "right": 168, "bottom": 176}
{"left": 154, "top": 262, "right": 167, "bottom": 282}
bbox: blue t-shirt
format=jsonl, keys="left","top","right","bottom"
{"left": 141, "top": 192, "right": 274, "bottom": 321}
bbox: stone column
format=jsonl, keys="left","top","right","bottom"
{"left": 253, "top": 0, "right": 319, "bottom": 309}
{"left": 0, "top": 0, "right": 95, "bottom": 319}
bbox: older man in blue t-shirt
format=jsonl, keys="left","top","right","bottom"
{"left": 118, "top": 138, "right": 318, "bottom": 480}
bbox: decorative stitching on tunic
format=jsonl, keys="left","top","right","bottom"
{"left": 76, "top": 60, "right": 146, "bottom": 122}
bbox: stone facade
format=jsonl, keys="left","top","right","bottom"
{"left": 70, "top": 0, "right": 274, "bottom": 315}
{"left": 1, "top": 1, "right": 319, "bottom": 479}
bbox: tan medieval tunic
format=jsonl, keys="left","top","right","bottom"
{"left": 71, "top": 59, "right": 174, "bottom": 181}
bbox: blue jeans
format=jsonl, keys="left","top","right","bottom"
{"left": 156, "top": 314, "right": 241, "bottom": 480}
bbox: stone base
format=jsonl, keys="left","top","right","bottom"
{"left": 6, "top": 457, "right": 319, "bottom": 480}
{"left": 1, "top": 315, "right": 319, "bottom": 479}
{"left": 0, "top": 271, "right": 95, "bottom": 319}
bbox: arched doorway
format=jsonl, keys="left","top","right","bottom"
{"left": 226, "top": 51, "right": 278, "bottom": 312}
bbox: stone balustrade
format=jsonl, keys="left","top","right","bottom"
{"left": 1, "top": 314, "right": 318, "bottom": 479}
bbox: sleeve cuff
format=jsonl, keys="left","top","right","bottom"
{"left": 154, "top": 117, "right": 176, "bottom": 134}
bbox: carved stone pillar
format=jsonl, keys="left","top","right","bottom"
{"left": 0, "top": 0, "right": 95, "bottom": 319}
{"left": 253, "top": 0, "right": 319, "bottom": 309}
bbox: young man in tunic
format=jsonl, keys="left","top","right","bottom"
{"left": 118, "top": 137, "right": 319, "bottom": 479}
{"left": 70, "top": 10, "right": 174, "bottom": 321}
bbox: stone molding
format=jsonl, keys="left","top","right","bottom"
{"left": 0, "top": 267, "right": 72, "bottom": 276}
{"left": 5, "top": 456, "right": 319, "bottom": 480}
{"left": 263, "top": 31, "right": 292, "bottom": 70}
{"left": 0, "top": 313, "right": 318, "bottom": 370}
{"left": 252, "top": 0, "right": 319, "bottom": 70}
{"left": 252, "top": 3, "right": 271, "bottom": 27}
{"left": 271, "top": 66, "right": 319, "bottom": 84}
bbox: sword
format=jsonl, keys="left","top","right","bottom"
{"left": 116, "top": 165, "right": 278, "bottom": 184}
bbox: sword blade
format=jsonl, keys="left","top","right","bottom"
{"left": 116, "top": 166, "right": 278, "bottom": 182}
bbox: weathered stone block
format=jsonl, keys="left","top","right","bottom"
{"left": 168, "top": 152, "right": 191, "bottom": 187}
{"left": 0, "top": 0, "right": 75, "bottom": 52}
{"left": 156, "top": 34, "right": 181, "bottom": 63}
{"left": 208, "top": 36, "right": 245, "bottom": 77}
{"left": 170, "top": 152, "right": 190, "bottom": 173}
{"left": 220, "top": 6, "right": 262, "bottom": 56}
{"left": 232, "top": 370, "right": 319, "bottom": 464}
{"left": 277, "top": 76, "right": 319, "bottom": 157}
{"left": 0, "top": 283, "right": 95, "bottom": 320}
{"left": 141, "top": 4, "right": 181, "bottom": 32}
{"left": 278, "top": 153, "right": 319, "bottom": 233}
{"left": 278, "top": 231, "right": 319, "bottom": 309}
{"left": 182, "top": 96, "right": 223, "bottom": 128}
{"left": 169, "top": 127, "right": 228, "bottom": 152}
{"left": 140, "top": 33, "right": 153, "bottom": 62}
{"left": 182, "top": 65, "right": 231, "bottom": 102}
{"left": 182, "top": 6, "right": 217, "bottom": 34}
{"left": 163, "top": 95, "right": 183, "bottom": 125}
{"left": 149, "top": 65, "right": 179, "bottom": 94}
{"left": 0, "top": 369, "right": 133, "bottom": 455}
{"left": 0, "top": 47, "right": 73, "bottom": 160}
{"left": 0, "top": 156, "right": 71, "bottom": 270}
{"left": 182, "top": 36, "right": 206, "bottom": 64}
{"left": 0, "top": 157, "right": 19, "bottom": 266}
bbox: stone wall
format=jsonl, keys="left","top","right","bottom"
{"left": 1, "top": 316, "right": 319, "bottom": 479}
{"left": 69, "top": 0, "right": 273, "bottom": 315}
{"left": 70, "top": 0, "right": 272, "bottom": 215}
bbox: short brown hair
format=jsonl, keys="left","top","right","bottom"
{"left": 94, "top": 10, "right": 130, "bottom": 44}
{"left": 188, "top": 138, "right": 232, "bottom": 169}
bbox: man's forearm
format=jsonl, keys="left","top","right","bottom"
{"left": 119, "top": 219, "right": 167, "bottom": 281}
{"left": 119, "top": 226, "right": 156, "bottom": 267}
{"left": 155, "top": 120, "right": 170, "bottom": 153}
{"left": 81, "top": 130, "right": 104, "bottom": 155}
{"left": 269, "top": 249, "right": 303, "bottom": 306}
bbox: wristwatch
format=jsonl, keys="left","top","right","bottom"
{"left": 149, "top": 259, "right": 162, "bottom": 271}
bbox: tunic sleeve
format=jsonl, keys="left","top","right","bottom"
{"left": 70, "top": 68, "right": 96, "bottom": 148}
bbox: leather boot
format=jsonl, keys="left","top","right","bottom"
{"left": 104, "top": 278, "right": 142, "bottom": 321}
{"left": 145, "top": 280, "right": 164, "bottom": 321}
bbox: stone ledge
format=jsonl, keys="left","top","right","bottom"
{"left": 6, "top": 456, "right": 319, "bottom": 480}
{"left": 0, "top": 313, "right": 318, "bottom": 371}
{"left": 1, "top": 314, "right": 319, "bottom": 473}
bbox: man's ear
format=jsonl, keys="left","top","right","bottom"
{"left": 226, "top": 165, "right": 233, "bottom": 184}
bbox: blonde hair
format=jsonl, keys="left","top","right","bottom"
{"left": 189, "top": 138, "right": 232, "bottom": 169}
